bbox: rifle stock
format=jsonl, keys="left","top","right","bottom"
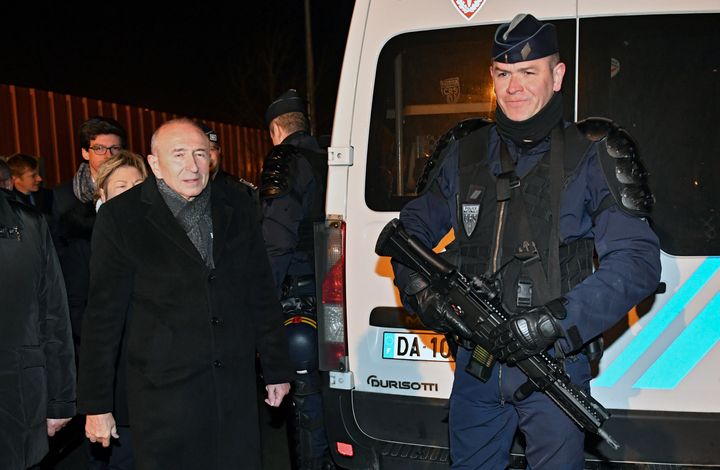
{"left": 376, "top": 218, "right": 620, "bottom": 450}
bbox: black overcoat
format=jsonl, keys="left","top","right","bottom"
{"left": 52, "top": 181, "right": 96, "bottom": 350}
{"left": 0, "top": 189, "right": 76, "bottom": 470}
{"left": 77, "top": 177, "right": 293, "bottom": 470}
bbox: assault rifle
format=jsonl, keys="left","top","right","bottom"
{"left": 375, "top": 218, "right": 620, "bottom": 450}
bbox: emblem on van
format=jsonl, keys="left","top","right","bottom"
{"left": 441, "top": 77, "right": 461, "bottom": 104}
{"left": 451, "top": 0, "right": 486, "bottom": 21}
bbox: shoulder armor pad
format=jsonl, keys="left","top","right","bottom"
{"left": 417, "top": 118, "right": 493, "bottom": 194}
{"left": 260, "top": 144, "right": 299, "bottom": 199}
{"left": 576, "top": 117, "right": 654, "bottom": 217}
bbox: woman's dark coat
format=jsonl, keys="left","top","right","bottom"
{"left": 0, "top": 189, "right": 76, "bottom": 470}
{"left": 77, "top": 177, "right": 293, "bottom": 470}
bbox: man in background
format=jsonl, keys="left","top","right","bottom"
{"left": 6, "top": 152, "right": 53, "bottom": 215}
{"left": 261, "top": 89, "right": 331, "bottom": 470}
{"left": 200, "top": 122, "right": 258, "bottom": 198}
{"left": 53, "top": 116, "right": 127, "bottom": 348}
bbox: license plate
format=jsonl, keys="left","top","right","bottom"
{"left": 382, "top": 331, "right": 454, "bottom": 362}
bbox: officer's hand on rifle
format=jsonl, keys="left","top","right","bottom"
{"left": 403, "top": 273, "right": 453, "bottom": 333}
{"left": 412, "top": 287, "right": 456, "bottom": 333}
{"left": 490, "top": 298, "right": 567, "bottom": 365}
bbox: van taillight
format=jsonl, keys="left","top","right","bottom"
{"left": 322, "top": 257, "right": 344, "bottom": 304}
{"left": 315, "top": 219, "right": 347, "bottom": 370}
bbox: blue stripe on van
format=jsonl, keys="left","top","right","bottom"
{"left": 632, "top": 292, "right": 720, "bottom": 390}
{"left": 593, "top": 257, "right": 720, "bottom": 388}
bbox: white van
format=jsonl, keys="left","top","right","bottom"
{"left": 314, "top": 1, "right": 720, "bottom": 468}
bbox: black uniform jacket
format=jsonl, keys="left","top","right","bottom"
{"left": 0, "top": 189, "right": 76, "bottom": 470}
{"left": 77, "top": 176, "right": 293, "bottom": 470}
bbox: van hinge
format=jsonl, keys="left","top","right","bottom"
{"left": 328, "top": 146, "right": 353, "bottom": 166}
{"left": 329, "top": 371, "right": 354, "bottom": 390}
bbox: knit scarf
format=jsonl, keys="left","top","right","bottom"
{"left": 495, "top": 91, "right": 564, "bottom": 148}
{"left": 156, "top": 178, "right": 214, "bottom": 268}
{"left": 73, "top": 162, "right": 96, "bottom": 203}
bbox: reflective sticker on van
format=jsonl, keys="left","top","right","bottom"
{"left": 382, "top": 331, "right": 455, "bottom": 362}
{"left": 451, "top": 0, "right": 486, "bottom": 21}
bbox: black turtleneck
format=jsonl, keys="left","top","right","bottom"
{"left": 495, "top": 91, "right": 564, "bottom": 148}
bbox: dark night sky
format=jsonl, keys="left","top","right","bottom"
{"left": 1, "top": 2, "right": 355, "bottom": 135}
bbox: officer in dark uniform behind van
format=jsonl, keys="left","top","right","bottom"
{"left": 392, "top": 14, "right": 661, "bottom": 469}
{"left": 260, "top": 89, "right": 331, "bottom": 469}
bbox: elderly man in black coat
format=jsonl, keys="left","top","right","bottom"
{"left": 0, "top": 188, "right": 76, "bottom": 469}
{"left": 78, "top": 119, "right": 292, "bottom": 470}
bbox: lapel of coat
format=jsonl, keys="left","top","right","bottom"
{"left": 210, "top": 180, "right": 234, "bottom": 266}
{"left": 141, "top": 177, "right": 205, "bottom": 266}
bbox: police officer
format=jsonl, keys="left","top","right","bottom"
{"left": 393, "top": 14, "right": 661, "bottom": 469}
{"left": 261, "top": 89, "right": 331, "bottom": 469}
{"left": 199, "top": 122, "right": 261, "bottom": 222}
{"left": 199, "top": 122, "right": 258, "bottom": 194}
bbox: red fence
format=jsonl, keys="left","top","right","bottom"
{"left": 0, "top": 83, "right": 271, "bottom": 188}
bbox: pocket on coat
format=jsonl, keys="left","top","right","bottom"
{"left": 18, "top": 346, "right": 48, "bottom": 427}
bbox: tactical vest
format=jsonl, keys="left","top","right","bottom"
{"left": 454, "top": 125, "right": 594, "bottom": 313}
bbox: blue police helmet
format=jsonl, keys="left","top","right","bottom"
{"left": 284, "top": 316, "right": 319, "bottom": 374}
{"left": 492, "top": 13, "right": 559, "bottom": 64}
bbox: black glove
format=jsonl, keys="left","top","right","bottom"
{"left": 490, "top": 298, "right": 567, "bottom": 365}
{"left": 410, "top": 287, "right": 453, "bottom": 334}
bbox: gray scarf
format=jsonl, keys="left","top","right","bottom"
{"left": 156, "top": 178, "right": 214, "bottom": 268}
{"left": 73, "top": 162, "right": 96, "bottom": 203}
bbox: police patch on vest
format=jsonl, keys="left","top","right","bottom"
{"left": 462, "top": 204, "right": 480, "bottom": 237}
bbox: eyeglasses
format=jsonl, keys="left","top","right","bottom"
{"left": 89, "top": 145, "right": 122, "bottom": 156}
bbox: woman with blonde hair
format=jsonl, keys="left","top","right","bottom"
{"left": 94, "top": 150, "right": 147, "bottom": 209}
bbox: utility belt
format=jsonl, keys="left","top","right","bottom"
{"left": 282, "top": 273, "right": 315, "bottom": 296}
{"left": 281, "top": 295, "right": 317, "bottom": 318}
{"left": 281, "top": 273, "right": 317, "bottom": 318}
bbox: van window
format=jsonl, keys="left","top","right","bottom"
{"left": 577, "top": 13, "right": 720, "bottom": 256}
{"left": 365, "top": 21, "right": 577, "bottom": 211}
